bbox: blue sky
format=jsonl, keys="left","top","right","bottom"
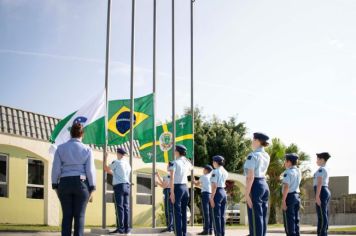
{"left": 1, "top": 0, "right": 355, "bottom": 192}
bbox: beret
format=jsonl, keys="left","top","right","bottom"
{"left": 117, "top": 148, "right": 127, "bottom": 155}
{"left": 253, "top": 132, "right": 270, "bottom": 142}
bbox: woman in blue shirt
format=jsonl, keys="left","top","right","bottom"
{"left": 51, "top": 123, "right": 96, "bottom": 236}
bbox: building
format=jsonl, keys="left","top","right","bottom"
{"left": 0, "top": 105, "right": 247, "bottom": 226}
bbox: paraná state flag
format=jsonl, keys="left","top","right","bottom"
{"left": 139, "top": 115, "right": 193, "bottom": 163}
{"left": 50, "top": 89, "right": 106, "bottom": 146}
{"left": 108, "top": 94, "right": 153, "bottom": 146}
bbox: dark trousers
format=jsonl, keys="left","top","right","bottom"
{"left": 201, "top": 192, "right": 213, "bottom": 233}
{"left": 163, "top": 188, "right": 174, "bottom": 231}
{"left": 247, "top": 178, "right": 270, "bottom": 236}
{"left": 173, "top": 184, "right": 189, "bottom": 236}
{"left": 315, "top": 186, "right": 331, "bottom": 236}
{"left": 283, "top": 192, "right": 300, "bottom": 236}
{"left": 57, "top": 176, "right": 90, "bottom": 236}
{"left": 212, "top": 188, "right": 227, "bottom": 236}
{"left": 114, "top": 183, "right": 131, "bottom": 233}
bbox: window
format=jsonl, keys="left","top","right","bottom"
{"left": 0, "top": 154, "right": 8, "bottom": 197}
{"left": 106, "top": 174, "right": 115, "bottom": 203}
{"left": 27, "top": 159, "right": 44, "bottom": 199}
{"left": 136, "top": 173, "right": 152, "bottom": 205}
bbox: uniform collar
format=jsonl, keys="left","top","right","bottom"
{"left": 255, "top": 147, "right": 264, "bottom": 152}
{"left": 70, "top": 138, "right": 81, "bottom": 142}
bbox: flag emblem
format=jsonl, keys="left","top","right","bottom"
{"left": 159, "top": 131, "right": 173, "bottom": 152}
{"left": 108, "top": 106, "right": 149, "bottom": 137}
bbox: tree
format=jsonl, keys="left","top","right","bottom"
{"left": 266, "top": 138, "right": 310, "bottom": 224}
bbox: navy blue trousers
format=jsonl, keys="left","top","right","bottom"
{"left": 201, "top": 192, "right": 213, "bottom": 233}
{"left": 212, "top": 188, "right": 227, "bottom": 236}
{"left": 57, "top": 176, "right": 90, "bottom": 236}
{"left": 283, "top": 192, "right": 300, "bottom": 236}
{"left": 315, "top": 186, "right": 331, "bottom": 236}
{"left": 163, "top": 188, "right": 174, "bottom": 231}
{"left": 173, "top": 184, "right": 189, "bottom": 236}
{"left": 114, "top": 183, "right": 131, "bottom": 234}
{"left": 247, "top": 178, "right": 270, "bottom": 236}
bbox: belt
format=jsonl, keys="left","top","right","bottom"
{"left": 217, "top": 187, "right": 225, "bottom": 189}
{"left": 288, "top": 191, "right": 300, "bottom": 194}
{"left": 254, "top": 177, "right": 266, "bottom": 180}
{"left": 174, "top": 183, "right": 187, "bottom": 186}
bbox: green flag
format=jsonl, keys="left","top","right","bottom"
{"left": 139, "top": 115, "right": 193, "bottom": 163}
{"left": 108, "top": 94, "right": 153, "bottom": 146}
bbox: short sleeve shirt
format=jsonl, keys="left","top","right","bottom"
{"left": 199, "top": 174, "right": 212, "bottom": 193}
{"left": 162, "top": 175, "right": 171, "bottom": 189}
{"left": 109, "top": 159, "right": 131, "bottom": 185}
{"left": 168, "top": 156, "right": 193, "bottom": 184}
{"left": 211, "top": 167, "right": 228, "bottom": 188}
{"left": 282, "top": 166, "right": 301, "bottom": 193}
{"left": 313, "top": 166, "right": 329, "bottom": 187}
{"left": 243, "top": 147, "right": 270, "bottom": 178}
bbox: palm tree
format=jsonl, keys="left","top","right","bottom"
{"left": 266, "top": 139, "right": 310, "bottom": 224}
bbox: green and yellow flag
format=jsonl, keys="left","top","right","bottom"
{"left": 108, "top": 94, "right": 153, "bottom": 146}
{"left": 139, "top": 115, "right": 193, "bottom": 163}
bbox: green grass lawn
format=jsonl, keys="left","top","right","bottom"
{"left": 330, "top": 226, "right": 356, "bottom": 232}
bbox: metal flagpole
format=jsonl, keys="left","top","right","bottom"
{"left": 129, "top": 0, "right": 136, "bottom": 228}
{"left": 102, "top": 0, "right": 112, "bottom": 229}
{"left": 190, "top": 0, "right": 195, "bottom": 226}
{"left": 151, "top": 0, "right": 157, "bottom": 228}
{"left": 172, "top": 0, "right": 176, "bottom": 161}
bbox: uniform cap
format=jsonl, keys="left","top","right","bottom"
{"left": 117, "top": 148, "right": 127, "bottom": 155}
{"left": 203, "top": 165, "right": 213, "bottom": 172}
{"left": 212, "top": 155, "right": 225, "bottom": 165}
{"left": 285, "top": 153, "right": 299, "bottom": 162}
{"left": 316, "top": 152, "right": 331, "bottom": 161}
{"left": 175, "top": 145, "right": 187, "bottom": 154}
{"left": 253, "top": 132, "right": 270, "bottom": 142}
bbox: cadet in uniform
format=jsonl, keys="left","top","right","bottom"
{"left": 194, "top": 165, "right": 214, "bottom": 235}
{"left": 52, "top": 123, "right": 96, "bottom": 236}
{"left": 210, "top": 156, "right": 228, "bottom": 236}
{"left": 314, "top": 152, "right": 331, "bottom": 236}
{"left": 104, "top": 148, "right": 132, "bottom": 235}
{"left": 243, "top": 132, "right": 271, "bottom": 236}
{"left": 155, "top": 162, "right": 174, "bottom": 233}
{"left": 169, "top": 145, "right": 193, "bottom": 236}
{"left": 281, "top": 153, "right": 301, "bottom": 236}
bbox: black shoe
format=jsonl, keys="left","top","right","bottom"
{"left": 208, "top": 231, "right": 213, "bottom": 235}
{"left": 109, "top": 229, "right": 124, "bottom": 234}
{"left": 161, "top": 228, "right": 174, "bottom": 233}
{"left": 198, "top": 231, "right": 209, "bottom": 235}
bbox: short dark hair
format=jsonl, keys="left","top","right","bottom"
{"left": 289, "top": 159, "right": 297, "bottom": 166}
{"left": 70, "top": 123, "right": 84, "bottom": 138}
{"left": 261, "top": 141, "right": 269, "bottom": 147}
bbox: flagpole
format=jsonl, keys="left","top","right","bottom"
{"left": 190, "top": 0, "right": 195, "bottom": 227}
{"left": 129, "top": 0, "right": 136, "bottom": 229}
{"left": 102, "top": 0, "right": 112, "bottom": 229}
{"left": 151, "top": 0, "right": 157, "bottom": 229}
{"left": 172, "top": 0, "right": 176, "bottom": 161}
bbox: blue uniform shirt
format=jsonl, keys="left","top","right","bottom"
{"left": 313, "top": 166, "right": 329, "bottom": 187}
{"left": 211, "top": 167, "right": 228, "bottom": 188}
{"left": 163, "top": 174, "right": 171, "bottom": 189}
{"left": 282, "top": 166, "right": 301, "bottom": 193}
{"left": 109, "top": 158, "right": 131, "bottom": 185}
{"left": 199, "top": 174, "right": 212, "bottom": 193}
{"left": 243, "top": 147, "right": 270, "bottom": 178}
{"left": 168, "top": 156, "right": 193, "bottom": 184}
{"left": 52, "top": 138, "right": 96, "bottom": 187}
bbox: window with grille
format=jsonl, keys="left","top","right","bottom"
{"left": 0, "top": 154, "right": 8, "bottom": 197}
{"left": 27, "top": 158, "right": 44, "bottom": 199}
{"left": 136, "top": 173, "right": 152, "bottom": 205}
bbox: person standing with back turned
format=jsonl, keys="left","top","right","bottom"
{"left": 51, "top": 123, "right": 96, "bottom": 236}
{"left": 243, "top": 132, "right": 271, "bottom": 236}
{"left": 169, "top": 145, "right": 193, "bottom": 236}
{"left": 104, "top": 148, "right": 132, "bottom": 235}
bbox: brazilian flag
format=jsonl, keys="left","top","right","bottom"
{"left": 108, "top": 94, "right": 153, "bottom": 146}
{"left": 139, "top": 115, "right": 193, "bottom": 163}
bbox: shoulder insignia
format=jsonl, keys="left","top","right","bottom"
{"left": 212, "top": 174, "right": 216, "bottom": 177}
{"left": 247, "top": 155, "right": 252, "bottom": 160}
{"left": 167, "top": 176, "right": 170, "bottom": 178}
{"left": 283, "top": 173, "right": 287, "bottom": 177}
{"left": 169, "top": 162, "right": 174, "bottom": 167}
{"left": 318, "top": 169, "right": 323, "bottom": 173}
{"left": 111, "top": 161, "right": 115, "bottom": 164}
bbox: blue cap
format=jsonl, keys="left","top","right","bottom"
{"left": 117, "top": 148, "right": 127, "bottom": 155}
{"left": 203, "top": 165, "right": 213, "bottom": 172}
{"left": 175, "top": 145, "right": 187, "bottom": 154}
{"left": 285, "top": 153, "right": 299, "bottom": 162}
{"left": 212, "top": 155, "right": 225, "bottom": 165}
{"left": 316, "top": 152, "right": 331, "bottom": 161}
{"left": 253, "top": 132, "right": 270, "bottom": 142}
